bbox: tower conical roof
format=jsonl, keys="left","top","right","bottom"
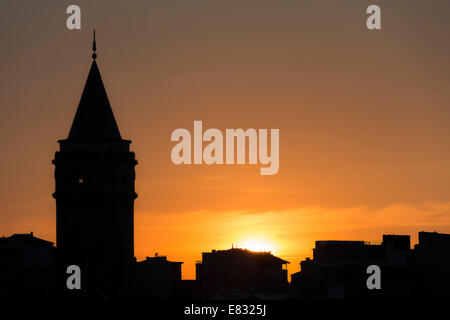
{"left": 68, "top": 59, "right": 122, "bottom": 140}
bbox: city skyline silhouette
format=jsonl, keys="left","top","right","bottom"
{"left": 1, "top": 1, "right": 450, "bottom": 285}
{"left": 1, "top": 33, "right": 450, "bottom": 299}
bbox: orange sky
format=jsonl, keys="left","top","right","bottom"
{"left": 1, "top": 0, "right": 450, "bottom": 279}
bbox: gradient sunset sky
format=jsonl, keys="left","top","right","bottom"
{"left": 1, "top": 0, "right": 450, "bottom": 279}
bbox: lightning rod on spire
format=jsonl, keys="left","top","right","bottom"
{"left": 92, "top": 29, "right": 97, "bottom": 59}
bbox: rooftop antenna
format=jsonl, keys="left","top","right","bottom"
{"left": 92, "top": 29, "right": 97, "bottom": 59}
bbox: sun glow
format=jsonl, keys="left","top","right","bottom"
{"left": 237, "top": 237, "right": 276, "bottom": 253}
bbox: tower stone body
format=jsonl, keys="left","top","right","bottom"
{"left": 52, "top": 51, "right": 137, "bottom": 291}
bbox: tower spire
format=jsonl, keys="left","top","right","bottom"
{"left": 92, "top": 29, "right": 97, "bottom": 59}
{"left": 67, "top": 33, "right": 122, "bottom": 140}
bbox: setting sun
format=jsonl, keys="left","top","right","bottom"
{"left": 237, "top": 237, "right": 276, "bottom": 253}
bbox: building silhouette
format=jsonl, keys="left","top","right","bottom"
{"left": 52, "top": 33, "right": 137, "bottom": 294}
{"left": 134, "top": 255, "right": 183, "bottom": 298}
{"left": 0, "top": 232, "right": 54, "bottom": 299}
{"left": 291, "top": 232, "right": 450, "bottom": 299}
{"left": 408, "top": 231, "right": 450, "bottom": 298}
{"left": 196, "top": 247, "right": 290, "bottom": 299}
